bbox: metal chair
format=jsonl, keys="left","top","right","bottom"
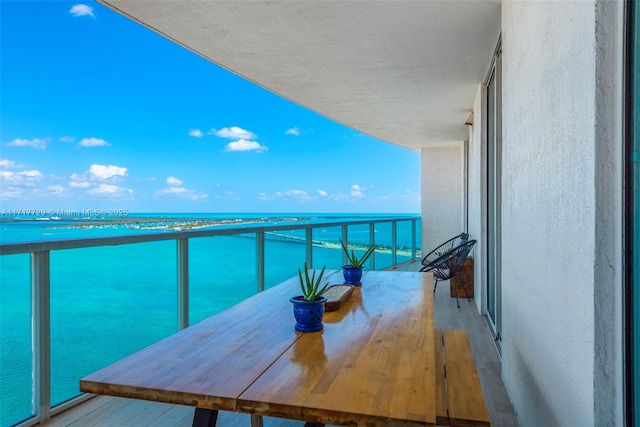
{"left": 420, "top": 233, "right": 468, "bottom": 271}
{"left": 421, "top": 239, "right": 476, "bottom": 308}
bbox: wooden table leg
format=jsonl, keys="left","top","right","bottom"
{"left": 250, "top": 414, "right": 264, "bottom": 427}
{"left": 192, "top": 408, "right": 218, "bottom": 427}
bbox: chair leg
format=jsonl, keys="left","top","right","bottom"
{"left": 433, "top": 280, "right": 439, "bottom": 293}
{"left": 458, "top": 275, "right": 471, "bottom": 302}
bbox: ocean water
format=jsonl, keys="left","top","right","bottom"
{"left": 0, "top": 213, "right": 420, "bottom": 427}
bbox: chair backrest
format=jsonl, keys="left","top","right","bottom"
{"left": 448, "top": 239, "right": 476, "bottom": 277}
{"left": 421, "top": 232, "right": 469, "bottom": 267}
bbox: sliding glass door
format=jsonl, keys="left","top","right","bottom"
{"left": 486, "top": 43, "right": 502, "bottom": 338}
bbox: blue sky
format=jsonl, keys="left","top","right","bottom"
{"left": 0, "top": 1, "right": 420, "bottom": 214}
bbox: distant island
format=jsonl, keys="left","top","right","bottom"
{"left": 0, "top": 215, "right": 309, "bottom": 231}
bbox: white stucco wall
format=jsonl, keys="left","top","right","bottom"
{"left": 501, "top": 1, "right": 597, "bottom": 425}
{"left": 420, "top": 145, "right": 464, "bottom": 253}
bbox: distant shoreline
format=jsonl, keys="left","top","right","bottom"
{"left": 0, "top": 215, "right": 314, "bottom": 229}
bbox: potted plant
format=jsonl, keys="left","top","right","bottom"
{"left": 340, "top": 239, "right": 375, "bottom": 285}
{"left": 290, "top": 263, "right": 329, "bottom": 332}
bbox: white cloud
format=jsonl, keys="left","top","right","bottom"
{"left": 157, "top": 187, "right": 186, "bottom": 195}
{"left": 70, "top": 4, "right": 95, "bottom": 18}
{"left": 89, "top": 164, "right": 127, "bottom": 180}
{"left": 224, "top": 139, "right": 267, "bottom": 152}
{"left": 285, "top": 190, "right": 309, "bottom": 198}
{"left": 1, "top": 188, "right": 22, "bottom": 198}
{"left": 0, "top": 169, "right": 44, "bottom": 199}
{"left": 156, "top": 186, "right": 207, "bottom": 200}
{"left": 21, "top": 170, "right": 43, "bottom": 178}
{"left": 69, "top": 172, "right": 91, "bottom": 188}
{"left": 317, "top": 189, "right": 328, "bottom": 197}
{"left": 258, "top": 192, "right": 272, "bottom": 201}
{"left": 0, "top": 159, "right": 20, "bottom": 169}
{"left": 211, "top": 126, "right": 256, "bottom": 140}
{"left": 285, "top": 127, "right": 300, "bottom": 136}
{"left": 156, "top": 177, "right": 207, "bottom": 200}
{"left": 59, "top": 136, "right": 75, "bottom": 142}
{"left": 48, "top": 185, "right": 65, "bottom": 196}
{"left": 78, "top": 137, "right": 110, "bottom": 147}
{"left": 0, "top": 170, "right": 43, "bottom": 183}
{"left": 89, "top": 184, "right": 133, "bottom": 197}
{"left": 69, "top": 181, "right": 90, "bottom": 188}
{"left": 273, "top": 189, "right": 314, "bottom": 202}
{"left": 166, "top": 176, "right": 183, "bottom": 186}
{"left": 350, "top": 184, "right": 365, "bottom": 197}
{"left": 188, "top": 129, "right": 203, "bottom": 138}
{"left": 6, "top": 137, "right": 50, "bottom": 150}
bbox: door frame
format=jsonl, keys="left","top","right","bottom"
{"left": 624, "top": 0, "right": 638, "bottom": 423}
{"left": 484, "top": 37, "right": 502, "bottom": 339}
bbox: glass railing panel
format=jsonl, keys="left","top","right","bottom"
{"left": 416, "top": 218, "right": 423, "bottom": 258}
{"left": 189, "top": 235, "right": 256, "bottom": 324}
{"left": 346, "top": 224, "right": 374, "bottom": 270}
{"left": 396, "top": 220, "right": 415, "bottom": 264}
{"left": 0, "top": 254, "right": 32, "bottom": 427}
{"left": 265, "top": 231, "right": 306, "bottom": 289}
{"left": 373, "top": 222, "right": 393, "bottom": 269}
{"left": 0, "top": 216, "right": 418, "bottom": 427}
{"left": 49, "top": 241, "right": 176, "bottom": 407}
{"left": 311, "top": 225, "right": 343, "bottom": 271}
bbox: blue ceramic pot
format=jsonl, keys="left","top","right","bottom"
{"left": 290, "top": 295, "right": 327, "bottom": 332}
{"left": 342, "top": 265, "right": 363, "bottom": 285}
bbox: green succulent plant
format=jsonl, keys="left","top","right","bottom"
{"left": 340, "top": 239, "right": 376, "bottom": 268}
{"left": 298, "top": 263, "right": 329, "bottom": 301}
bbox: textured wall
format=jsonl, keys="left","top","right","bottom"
{"left": 501, "top": 1, "right": 596, "bottom": 425}
{"left": 420, "top": 145, "right": 464, "bottom": 254}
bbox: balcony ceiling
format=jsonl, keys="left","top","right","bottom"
{"left": 98, "top": 1, "right": 501, "bottom": 152}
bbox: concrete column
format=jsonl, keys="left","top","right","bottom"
{"left": 420, "top": 144, "right": 465, "bottom": 254}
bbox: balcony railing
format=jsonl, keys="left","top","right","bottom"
{"left": 0, "top": 216, "right": 420, "bottom": 427}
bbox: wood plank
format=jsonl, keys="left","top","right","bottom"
{"left": 238, "top": 271, "right": 436, "bottom": 426}
{"left": 443, "top": 330, "right": 490, "bottom": 427}
{"left": 80, "top": 271, "right": 344, "bottom": 411}
{"left": 434, "top": 329, "right": 448, "bottom": 426}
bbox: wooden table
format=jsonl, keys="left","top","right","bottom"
{"left": 80, "top": 270, "right": 436, "bottom": 426}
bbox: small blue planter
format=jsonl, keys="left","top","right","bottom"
{"left": 342, "top": 265, "right": 363, "bottom": 285}
{"left": 290, "top": 296, "right": 327, "bottom": 332}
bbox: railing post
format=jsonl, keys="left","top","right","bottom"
{"left": 177, "top": 238, "right": 189, "bottom": 330}
{"left": 256, "top": 232, "right": 265, "bottom": 292}
{"left": 369, "top": 223, "right": 376, "bottom": 271}
{"left": 305, "top": 228, "right": 313, "bottom": 268}
{"left": 32, "top": 251, "right": 51, "bottom": 423}
{"left": 341, "top": 225, "right": 348, "bottom": 266}
{"left": 391, "top": 221, "right": 397, "bottom": 266}
{"left": 411, "top": 219, "right": 417, "bottom": 259}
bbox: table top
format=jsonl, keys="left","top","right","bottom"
{"left": 80, "top": 270, "right": 435, "bottom": 425}
{"left": 238, "top": 270, "right": 436, "bottom": 426}
{"left": 80, "top": 271, "right": 341, "bottom": 410}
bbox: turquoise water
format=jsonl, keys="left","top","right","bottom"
{"left": 0, "top": 213, "right": 420, "bottom": 426}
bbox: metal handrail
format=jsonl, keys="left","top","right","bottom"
{"left": 2, "top": 216, "right": 419, "bottom": 427}
{"left": 0, "top": 216, "right": 417, "bottom": 255}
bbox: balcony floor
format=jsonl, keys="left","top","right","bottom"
{"left": 43, "top": 262, "right": 518, "bottom": 427}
